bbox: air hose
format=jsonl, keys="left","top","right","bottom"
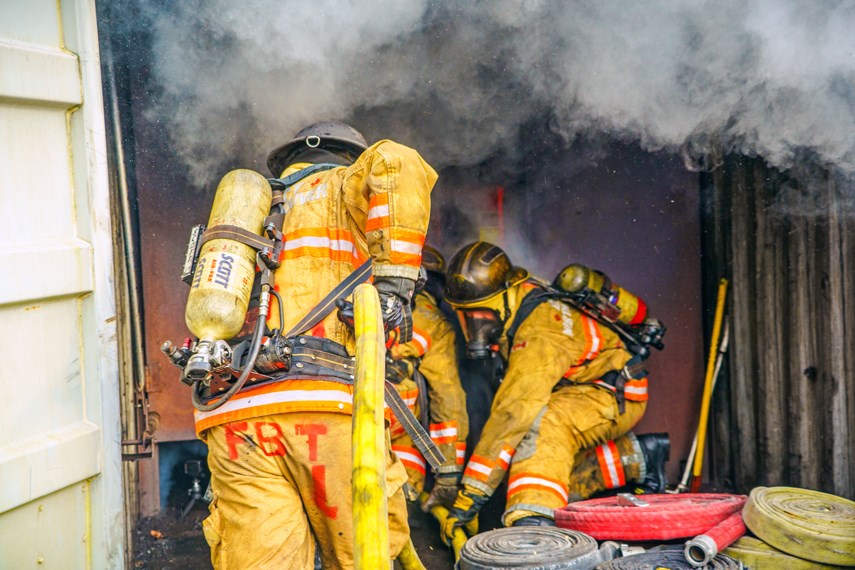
{"left": 741, "top": 486, "right": 855, "bottom": 566}
{"left": 594, "top": 548, "right": 742, "bottom": 569}
{"left": 555, "top": 494, "right": 747, "bottom": 541}
{"left": 458, "top": 527, "right": 618, "bottom": 570}
{"left": 724, "top": 536, "right": 844, "bottom": 570}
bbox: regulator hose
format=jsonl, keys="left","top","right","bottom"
{"left": 594, "top": 549, "right": 742, "bottom": 570}
{"left": 741, "top": 486, "right": 855, "bottom": 566}
{"left": 556, "top": 494, "right": 747, "bottom": 542}
{"left": 724, "top": 536, "right": 844, "bottom": 570}
{"left": 458, "top": 527, "right": 617, "bottom": 570}
{"left": 192, "top": 284, "right": 270, "bottom": 412}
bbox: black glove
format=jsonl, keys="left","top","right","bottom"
{"left": 373, "top": 277, "right": 415, "bottom": 343}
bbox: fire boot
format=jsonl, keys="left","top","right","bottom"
{"left": 634, "top": 433, "right": 670, "bottom": 494}
{"left": 511, "top": 516, "right": 556, "bottom": 527}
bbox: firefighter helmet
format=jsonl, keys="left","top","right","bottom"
{"left": 445, "top": 242, "right": 528, "bottom": 307}
{"left": 422, "top": 245, "right": 446, "bottom": 275}
{"left": 267, "top": 120, "right": 368, "bottom": 176}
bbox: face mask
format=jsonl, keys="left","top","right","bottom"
{"left": 457, "top": 308, "right": 503, "bottom": 359}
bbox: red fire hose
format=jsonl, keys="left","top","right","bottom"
{"left": 556, "top": 494, "right": 747, "bottom": 542}
{"left": 684, "top": 511, "right": 746, "bottom": 566}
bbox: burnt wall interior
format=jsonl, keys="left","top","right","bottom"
{"left": 99, "top": 7, "right": 705, "bottom": 514}
{"left": 703, "top": 156, "right": 855, "bottom": 499}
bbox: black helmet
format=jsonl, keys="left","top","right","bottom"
{"left": 445, "top": 242, "right": 528, "bottom": 307}
{"left": 267, "top": 120, "right": 368, "bottom": 176}
{"left": 421, "top": 245, "right": 446, "bottom": 275}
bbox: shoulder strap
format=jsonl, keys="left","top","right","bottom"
{"left": 505, "top": 286, "right": 557, "bottom": 347}
{"left": 283, "top": 259, "right": 373, "bottom": 338}
{"left": 268, "top": 162, "right": 341, "bottom": 190}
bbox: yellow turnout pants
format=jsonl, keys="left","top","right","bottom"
{"left": 202, "top": 412, "right": 410, "bottom": 569}
{"left": 504, "top": 385, "right": 646, "bottom": 525}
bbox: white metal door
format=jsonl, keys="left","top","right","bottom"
{"left": 0, "top": 0, "right": 124, "bottom": 567}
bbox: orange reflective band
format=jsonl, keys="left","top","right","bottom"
{"left": 455, "top": 442, "right": 467, "bottom": 465}
{"left": 366, "top": 193, "right": 391, "bottom": 231}
{"left": 194, "top": 379, "right": 354, "bottom": 434}
{"left": 281, "top": 227, "right": 367, "bottom": 264}
{"left": 576, "top": 314, "right": 603, "bottom": 365}
{"left": 596, "top": 440, "right": 626, "bottom": 489}
{"left": 389, "top": 228, "right": 425, "bottom": 267}
{"left": 410, "top": 327, "right": 431, "bottom": 356}
{"left": 429, "top": 421, "right": 458, "bottom": 445}
{"left": 392, "top": 445, "right": 426, "bottom": 475}
{"left": 624, "top": 378, "right": 649, "bottom": 401}
{"left": 507, "top": 472, "right": 569, "bottom": 504}
{"left": 464, "top": 455, "right": 495, "bottom": 482}
{"left": 497, "top": 444, "right": 516, "bottom": 471}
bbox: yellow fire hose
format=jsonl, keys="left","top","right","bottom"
{"left": 691, "top": 278, "right": 727, "bottom": 492}
{"left": 724, "top": 536, "right": 843, "bottom": 569}
{"left": 419, "top": 491, "right": 468, "bottom": 561}
{"left": 352, "top": 284, "right": 389, "bottom": 569}
{"left": 741, "top": 486, "right": 855, "bottom": 567}
{"left": 352, "top": 284, "right": 427, "bottom": 570}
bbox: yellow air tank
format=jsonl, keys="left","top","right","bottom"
{"left": 185, "top": 169, "right": 272, "bottom": 341}
{"left": 556, "top": 264, "right": 648, "bottom": 325}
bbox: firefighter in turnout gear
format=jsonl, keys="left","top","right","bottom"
{"left": 197, "top": 121, "right": 437, "bottom": 569}
{"left": 440, "top": 241, "right": 669, "bottom": 540}
{"left": 387, "top": 246, "right": 469, "bottom": 506}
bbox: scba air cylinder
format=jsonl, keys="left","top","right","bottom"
{"left": 185, "top": 169, "right": 272, "bottom": 342}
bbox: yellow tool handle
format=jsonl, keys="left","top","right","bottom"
{"left": 692, "top": 278, "right": 728, "bottom": 486}
{"left": 352, "top": 284, "right": 388, "bottom": 569}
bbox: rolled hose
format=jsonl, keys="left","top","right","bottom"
{"left": 741, "top": 486, "right": 855, "bottom": 566}
{"left": 555, "top": 494, "right": 747, "bottom": 541}
{"left": 594, "top": 549, "right": 742, "bottom": 569}
{"left": 724, "top": 536, "right": 845, "bottom": 570}
{"left": 458, "top": 527, "right": 617, "bottom": 570}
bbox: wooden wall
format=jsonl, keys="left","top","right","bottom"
{"left": 702, "top": 155, "right": 855, "bottom": 499}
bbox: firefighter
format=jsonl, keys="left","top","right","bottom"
{"left": 440, "top": 241, "right": 670, "bottom": 540}
{"left": 197, "top": 121, "right": 437, "bottom": 569}
{"left": 387, "top": 246, "right": 470, "bottom": 507}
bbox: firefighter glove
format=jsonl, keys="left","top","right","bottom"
{"left": 335, "top": 298, "right": 356, "bottom": 329}
{"left": 422, "top": 477, "right": 461, "bottom": 512}
{"left": 441, "top": 486, "right": 487, "bottom": 545}
{"left": 373, "top": 277, "right": 415, "bottom": 343}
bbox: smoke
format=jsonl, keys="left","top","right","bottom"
{"left": 132, "top": 0, "right": 855, "bottom": 182}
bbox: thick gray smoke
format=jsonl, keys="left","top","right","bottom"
{"left": 138, "top": 0, "right": 855, "bottom": 181}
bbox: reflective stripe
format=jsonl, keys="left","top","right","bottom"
{"left": 399, "top": 388, "right": 419, "bottom": 409}
{"left": 194, "top": 380, "right": 354, "bottom": 433}
{"left": 596, "top": 440, "right": 626, "bottom": 488}
{"left": 367, "top": 194, "right": 390, "bottom": 230}
{"left": 410, "top": 328, "right": 431, "bottom": 356}
{"left": 578, "top": 314, "right": 602, "bottom": 363}
{"left": 389, "top": 228, "right": 424, "bottom": 267}
{"left": 507, "top": 473, "right": 569, "bottom": 503}
{"left": 430, "top": 421, "right": 458, "bottom": 445}
{"left": 455, "top": 442, "right": 466, "bottom": 465}
{"left": 392, "top": 445, "right": 426, "bottom": 475}
{"left": 497, "top": 444, "right": 516, "bottom": 471}
{"left": 281, "top": 227, "right": 366, "bottom": 263}
{"left": 464, "top": 455, "right": 495, "bottom": 482}
{"left": 592, "top": 377, "right": 649, "bottom": 402}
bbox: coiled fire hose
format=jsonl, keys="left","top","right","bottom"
{"left": 556, "top": 494, "right": 747, "bottom": 542}
{"left": 741, "top": 486, "right": 855, "bottom": 566}
{"left": 594, "top": 548, "right": 742, "bottom": 570}
{"left": 458, "top": 527, "right": 619, "bottom": 570}
{"left": 724, "top": 537, "right": 844, "bottom": 570}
